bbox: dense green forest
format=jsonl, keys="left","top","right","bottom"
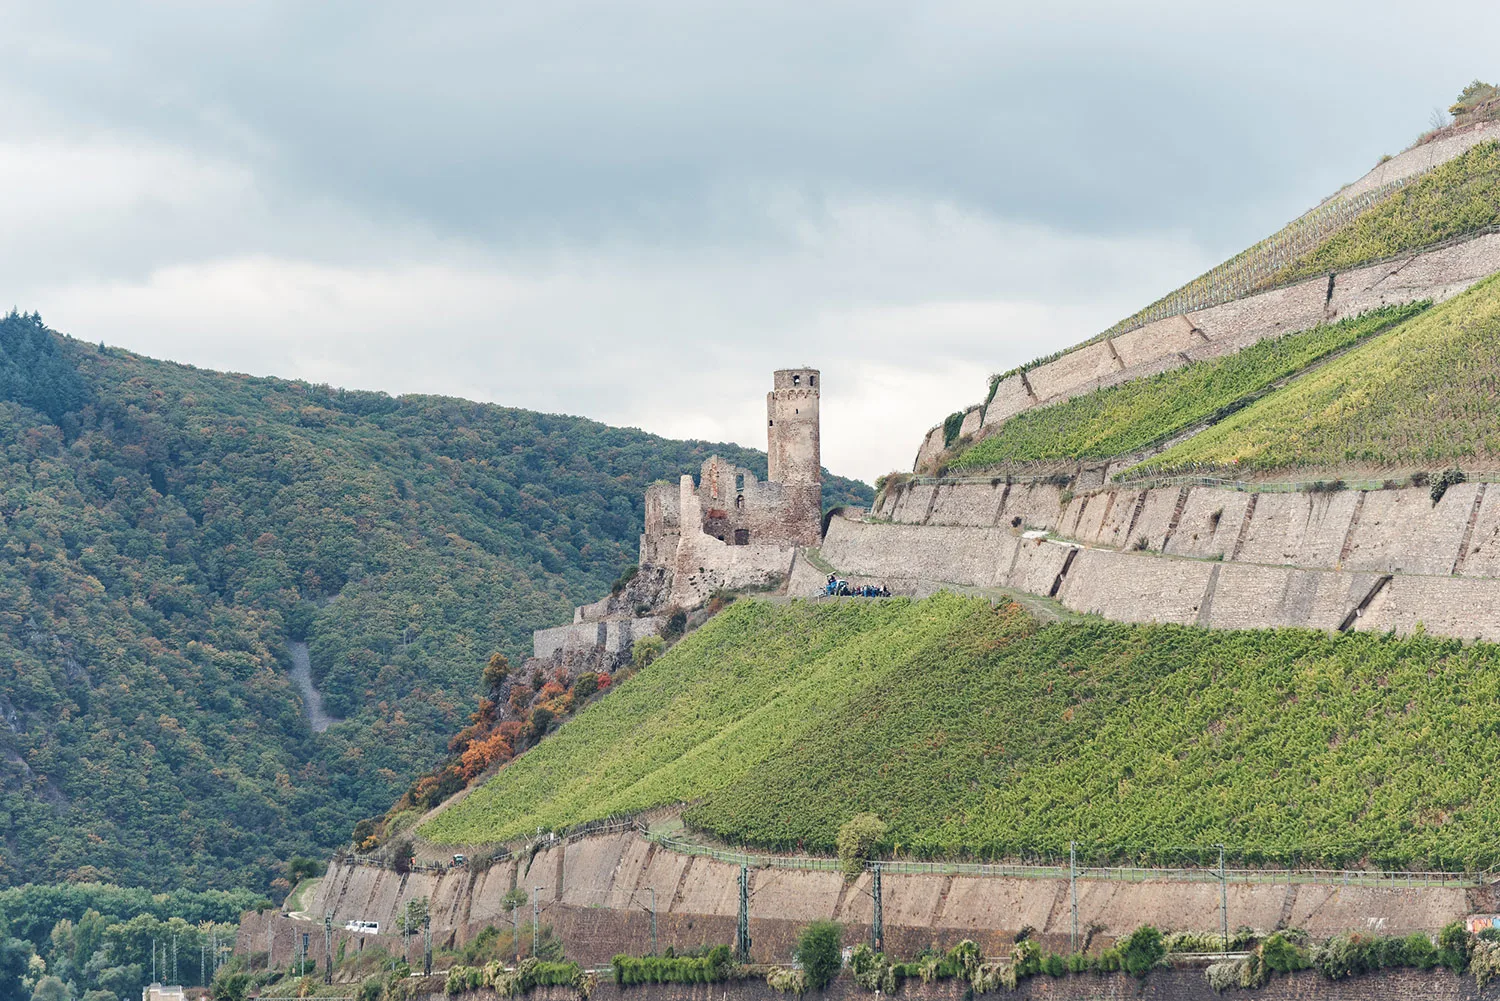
{"left": 0, "top": 311, "right": 871, "bottom": 893}
{"left": 425, "top": 594, "right": 1500, "bottom": 870}
{"left": 0, "top": 882, "right": 263, "bottom": 1001}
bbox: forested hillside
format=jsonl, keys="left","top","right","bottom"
{"left": 424, "top": 594, "right": 1500, "bottom": 870}
{"left": 0, "top": 311, "right": 871, "bottom": 893}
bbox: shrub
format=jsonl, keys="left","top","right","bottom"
{"left": 572, "top": 673, "right": 599, "bottom": 700}
{"left": 611, "top": 564, "right": 639, "bottom": 596}
{"left": 1120, "top": 926, "right": 1165, "bottom": 978}
{"left": 836, "top": 814, "right": 886, "bottom": 881}
{"left": 1439, "top": 922, "right": 1472, "bottom": 974}
{"left": 1432, "top": 467, "right": 1467, "bottom": 504}
{"left": 1064, "top": 952, "right": 1090, "bottom": 974}
{"left": 765, "top": 968, "right": 806, "bottom": 994}
{"left": 796, "top": 921, "right": 843, "bottom": 991}
{"left": 1040, "top": 953, "right": 1066, "bottom": 977}
{"left": 631, "top": 635, "right": 665, "bottom": 668}
{"left": 1261, "top": 932, "right": 1311, "bottom": 973}
{"left": 1473, "top": 939, "right": 1500, "bottom": 988}
{"left": 942, "top": 411, "right": 966, "bottom": 448}
{"left": 1404, "top": 932, "right": 1438, "bottom": 970}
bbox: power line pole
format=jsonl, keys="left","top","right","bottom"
{"left": 324, "top": 914, "right": 333, "bottom": 984}
{"left": 532, "top": 887, "right": 545, "bottom": 958}
{"left": 646, "top": 888, "right": 657, "bottom": 957}
{"left": 265, "top": 923, "right": 272, "bottom": 975}
{"left": 735, "top": 865, "right": 751, "bottom": 963}
{"left": 1070, "top": 841, "right": 1078, "bottom": 955}
{"left": 870, "top": 863, "right": 884, "bottom": 953}
{"left": 1218, "top": 844, "right": 1228, "bottom": 951}
{"left": 172, "top": 933, "right": 178, "bottom": 984}
{"left": 511, "top": 901, "right": 521, "bottom": 967}
{"left": 151, "top": 937, "right": 156, "bottom": 984}
{"left": 423, "top": 913, "right": 432, "bottom": 977}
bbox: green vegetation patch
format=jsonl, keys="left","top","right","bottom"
{"left": 1273, "top": 141, "right": 1500, "bottom": 285}
{"left": 0, "top": 311, "right": 871, "bottom": 892}
{"left": 950, "top": 305, "right": 1425, "bottom": 469}
{"left": 423, "top": 593, "right": 1500, "bottom": 869}
{"left": 1139, "top": 274, "right": 1500, "bottom": 474}
{"left": 418, "top": 597, "right": 994, "bottom": 844}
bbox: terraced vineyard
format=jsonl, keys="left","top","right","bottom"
{"left": 950, "top": 304, "right": 1426, "bottom": 470}
{"left": 1272, "top": 140, "right": 1500, "bottom": 285}
{"left": 1140, "top": 273, "right": 1500, "bottom": 474}
{"left": 422, "top": 594, "right": 1500, "bottom": 869}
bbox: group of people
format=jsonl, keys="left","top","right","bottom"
{"left": 824, "top": 574, "right": 891, "bottom": 598}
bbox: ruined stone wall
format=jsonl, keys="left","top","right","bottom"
{"left": 295, "top": 834, "right": 1480, "bottom": 970}
{"left": 669, "top": 476, "right": 796, "bottom": 607}
{"left": 928, "top": 229, "right": 1500, "bottom": 473}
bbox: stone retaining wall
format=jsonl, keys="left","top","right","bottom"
{"left": 875, "top": 479, "right": 1500, "bottom": 584}
{"left": 916, "top": 227, "right": 1500, "bottom": 473}
{"left": 507, "top": 969, "right": 1500, "bottom": 1001}
{"left": 820, "top": 496, "right": 1500, "bottom": 642}
{"left": 289, "top": 834, "right": 1484, "bottom": 970}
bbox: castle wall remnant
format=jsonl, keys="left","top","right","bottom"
{"left": 534, "top": 370, "right": 824, "bottom": 658}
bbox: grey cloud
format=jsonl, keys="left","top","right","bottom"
{"left": 3, "top": 1, "right": 1498, "bottom": 480}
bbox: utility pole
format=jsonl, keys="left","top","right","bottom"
{"left": 532, "top": 886, "right": 545, "bottom": 958}
{"left": 870, "top": 863, "right": 884, "bottom": 953}
{"left": 1070, "top": 841, "right": 1079, "bottom": 954}
{"left": 735, "top": 865, "right": 751, "bottom": 963}
{"left": 511, "top": 901, "right": 521, "bottom": 966}
{"left": 646, "top": 888, "right": 657, "bottom": 956}
{"left": 423, "top": 914, "right": 432, "bottom": 977}
{"left": 324, "top": 914, "right": 333, "bottom": 984}
{"left": 1218, "top": 844, "right": 1228, "bottom": 951}
{"left": 265, "top": 923, "right": 272, "bottom": 975}
{"left": 172, "top": 933, "right": 178, "bottom": 984}
{"left": 152, "top": 937, "right": 156, "bottom": 984}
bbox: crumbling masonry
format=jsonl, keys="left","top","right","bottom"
{"left": 533, "top": 369, "right": 822, "bottom": 661}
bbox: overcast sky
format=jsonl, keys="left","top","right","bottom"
{"left": 3, "top": 2, "right": 1496, "bottom": 483}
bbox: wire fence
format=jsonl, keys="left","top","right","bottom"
{"left": 336, "top": 821, "right": 1490, "bottom": 890}
{"left": 894, "top": 471, "right": 1494, "bottom": 498}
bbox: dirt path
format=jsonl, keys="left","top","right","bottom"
{"left": 289, "top": 641, "right": 343, "bottom": 733}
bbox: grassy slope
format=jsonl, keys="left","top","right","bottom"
{"left": 951, "top": 305, "right": 1425, "bottom": 469}
{"left": 423, "top": 594, "right": 1500, "bottom": 869}
{"left": 418, "top": 597, "right": 988, "bottom": 844}
{"left": 0, "top": 314, "right": 872, "bottom": 891}
{"left": 1272, "top": 141, "right": 1500, "bottom": 285}
{"left": 1140, "top": 274, "right": 1500, "bottom": 475}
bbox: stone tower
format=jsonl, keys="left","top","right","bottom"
{"left": 767, "top": 368, "right": 821, "bottom": 486}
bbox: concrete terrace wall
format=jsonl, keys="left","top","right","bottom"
{"left": 839, "top": 479, "right": 1500, "bottom": 642}
{"left": 290, "top": 835, "right": 1481, "bottom": 969}
{"left": 916, "top": 222, "right": 1500, "bottom": 473}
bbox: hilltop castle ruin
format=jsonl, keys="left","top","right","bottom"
{"left": 533, "top": 369, "right": 823, "bottom": 663}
